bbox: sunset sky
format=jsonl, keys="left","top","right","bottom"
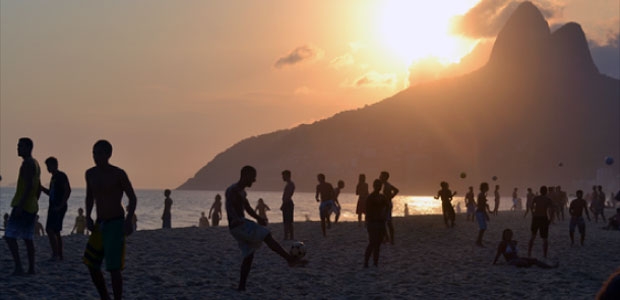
{"left": 1, "top": 0, "right": 618, "bottom": 189}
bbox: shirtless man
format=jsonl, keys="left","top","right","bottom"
{"left": 380, "top": 171, "right": 399, "bottom": 244}
{"left": 82, "top": 140, "right": 137, "bottom": 300}
{"left": 315, "top": 174, "right": 335, "bottom": 237}
{"left": 568, "top": 190, "right": 590, "bottom": 245}
{"left": 527, "top": 186, "right": 552, "bottom": 258}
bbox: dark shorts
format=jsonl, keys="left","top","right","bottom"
{"left": 531, "top": 216, "right": 550, "bottom": 238}
{"left": 475, "top": 211, "right": 487, "bottom": 230}
{"left": 569, "top": 216, "right": 585, "bottom": 234}
{"left": 83, "top": 218, "right": 126, "bottom": 271}
{"left": 281, "top": 202, "right": 294, "bottom": 224}
{"left": 4, "top": 208, "right": 36, "bottom": 240}
{"left": 46, "top": 205, "right": 67, "bottom": 232}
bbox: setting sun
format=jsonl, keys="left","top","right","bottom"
{"left": 376, "top": 0, "right": 479, "bottom": 65}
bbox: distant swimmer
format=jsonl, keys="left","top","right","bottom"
{"left": 199, "top": 211, "right": 209, "bottom": 228}
{"left": 254, "top": 198, "right": 270, "bottom": 224}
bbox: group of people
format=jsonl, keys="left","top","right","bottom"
{"left": 3, "top": 138, "right": 137, "bottom": 299}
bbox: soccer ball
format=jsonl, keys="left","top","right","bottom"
{"left": 492, "top": 175, "right": 498, "bottom": 181}
{"left": 289, "top": 241, "right": 306, "bottom": 259}
{"left": 605, "top": 156, "right": 614, "bottom": 166}
{"left": 460, "top": 172, "right": 467, "bottom": 179}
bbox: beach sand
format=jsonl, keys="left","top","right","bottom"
{"left": 1, "top": 210, "right": 619, "bottom": 299}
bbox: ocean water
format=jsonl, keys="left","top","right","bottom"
{"left": 0, "top": 187, "right": 520, "bottom": 234}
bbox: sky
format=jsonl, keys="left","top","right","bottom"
{"left": 1, "top": 0, "right": 618, "bottom": 189}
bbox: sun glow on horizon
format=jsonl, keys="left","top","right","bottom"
{"left": 376, "top": 1, "right": 479, "bottom": 66}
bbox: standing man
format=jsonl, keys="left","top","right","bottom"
{"left": 364, "top": 179, "right": 390, "bottom": 267}
{"left": 523, "top": 187, "right": 534, "bottom": 218}
{"left": 281, "top": 170, "right": 295, "bottom": 240}
{"left": 527, "top": 186, "right": 552, "bottom": 258}
{"left": 162, "top": 189, "right": 173, "bottom": 229}
{"left": 4, "top": 137, "right": 41, "bottom": 275}
{"left": 380, "top": 171, "right": 399, "bottom": 244}
{"left": 315, "top": 173, "right": 335, "bottom": 237}
{"left": 492, "top": 185, "right": 500, "bottom": 216}
{"left": 40, "top": 156, "right": 71, "bottom": 261}
{"left": 83, "top": 140, "right": 137, "bottom": 300}
{"left": 226, "top": 166, "right": 304, "bottom": 291}
{"left": 568, "top": 190, "right": 590, "bottom": 246}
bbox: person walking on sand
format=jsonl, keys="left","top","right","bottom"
{"left": 82, "top": 140, "right": 137, "bottom": 300}
{"left": 492, "top": 185, "right": 500, "bottom": 216}
{"left": 226, "top": 166, "right": 306, "bottom": 291}
{"left": 162, "top": 189, "right": 173, "bottom": 229}
{"left": 568, "top": 190, "right": 590, "bottom": 245}
{"left": 493, "top": 229, "right": 558, "bottom": 268}
{"left": 524, "top": 188, "right": 534, "bottom": 218}
{"left": 315, "top": 173, "right": 336, "bottom": 237}
{"left": 209, "top": 194, "right": 223, "bottom": 227}
{"left": 465, "top": 186, "right": 476, "bottom": 222}
{"left": 355, "top": 174, "right": 369, "bottom": 226}
{"left": 380, "top": 171, "right": 399, "bottom": 245}
{"left": 434, "top": 181, "right": 457, "bottom": 228}
{"left": 280, "top": 170, "right": 295, "bottom": 240}
{"left": 71, "top": 207, "right": 87, "bottom": 235}
{"left": 364, "top": 179, "right": 390, "bottom": 268}
{"left": 475, "top": 182, "right": 491, "bottom": 247}
{"left": 4, "top": 137, "right": 41, "bottom": 275}
{"left": 40, "top": 156, "right": 71, "bottom": 261}
{"left": 527, "top": 186, "right": 552, "bottom": 258}
{"left": 254, "top": 198, "right": 270, "bottom": 224}
{"left": 333, "top": 180, "right": 345, "bottom": 224}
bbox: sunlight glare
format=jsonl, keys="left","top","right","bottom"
{"left": 377, "top": 0, "right": 479, "bottom": 65}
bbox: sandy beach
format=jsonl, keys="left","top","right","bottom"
{"left": 1, "top": 210, "right": 619, "bottom": 299}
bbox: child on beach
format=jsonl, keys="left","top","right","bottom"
{"left": 71, "top": 208, "right": 87, "bottom": 235}
{"left": 199, "top": 211, "right": 209, "bottom": 228}
{"left": 475, "top": 182, "right": 491, "bottom": 247}
{"left": 209, "top": 194, "right": 223, "bottom": 227}
{"left": 568, "top": 190, "right": 590, "bottom": 245}
{"left": 434, "top": 181, "right": 456, "bottom": 228}
{"left": 255, "top": 198, "right": 270, "bottom": 224}
{"left": 493, "top": 228, "right": 558, "bottom": 269}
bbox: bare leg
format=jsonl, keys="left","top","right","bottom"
{"left": 58, "top": 234, "right": 64, "bottom": 260}
{"left": 238, "top": 253, "right": 254, "bottom": 291}
{"left": 25, "top": 239, "right": 35, "bottom": 274}
{"left": 110, "top": 270, "right": 123, "bottom": 300}
{"left": 264, "top": 234, "right": 290, "bottom": 260}
{"left": 320, "top": 218, "right": 326, "bottom": 237}
{"left": 88, "top": 267, "right": 111, "bottom": 300}
{"left": 5, "top": 237, "right": 24, "bottom": 275}
{"left": 47, "top": 228, "right": 58, "bottom": 258}
{"left": 476, "top": 229, "right": 485, "bottom": 246}
{"left": 528, "top": 235, "right": 536, "bottom": 257}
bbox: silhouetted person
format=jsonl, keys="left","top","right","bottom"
{"left": 596, "top": 185, "right": 606, "bottom": 221}
{"left": 524, "top": 188, "right": 534, "bottom": 218}
{"left": 527, "top": 185, "right": 552, "bottom": 258}
{"left": 226, "top": 166, "right": 305, "bottom": 291}
{"left": 548, "top": 186, "right": 559, "bottom": 224}
{"left": 315, "top": 173, "right": 336, "bottom": 237}
{"left": 71, "top": 207, "right": 87, "bottom": 235}
{"left": 465, "top": 186, "right": 476, "bottom": 222}
{"left": 280, "top": 170, "right": 295, "bottom": 240}
{"left": 364, "top": 179, "right": 390, "bottom": 268}
{"left": 569, "top": 190, "right": 590, "bottom": 245}
{"left": 209, "top": 194, "right": 223, "bottom": 227}
{"left": 40, "top": 156, "right": 71, "bottom": 261}
{"left": 380, "top": 171, "right": 399, "bottom": 245}
{"left": 199, "top": 212, "right": 209, "bottom": 228}
{"left": 557, "top": 186, "right": 568, "bottom": 220}
{"left": 404, "top": 203, "right": 409, "bottom": 217}
{"left": 4, "top": 137, "right": 41, "bottom": 275}
{"left": 511, "top": 188, "right": 519, "bottom": 211}
{"left": 475, "top": 182, "right": 491, "bottom": 247}
{"left": 605, "top": 208, "right": 620, "bottom": 230}
{"left": 492, "top": 185, "right": 500, "bottom": 216}
{"left": 162, "top": 189, "right": 173, "bottom": 229}
{"left": 83, "top": 140, "right": 137, "bottom": 300}
{"left": 493, "top": 229, "right": 557, "bottom": 268}
{"left": 333, "top": 180, "right": 345, "bottom": 224}
{"left": 434, "top": 181, "right": 457, "bottom": 228}
{"left": 356, "top": 174, "right": 369, "bottom": 226}
{"left": 254, "top": 198, "right": 270, "bottom": 224}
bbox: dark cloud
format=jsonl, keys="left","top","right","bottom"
{"left": 354, "top": 71, "right": 396, "bottom": 88}
{"left": 452, "top": 0, "right": 564, "bottom": 38}
{"left": 274, "top": 45, "right": 323, "bottom": 68}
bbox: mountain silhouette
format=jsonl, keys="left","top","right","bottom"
{"left": 179, "top": 1, "right": 619, "bottom": 194}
